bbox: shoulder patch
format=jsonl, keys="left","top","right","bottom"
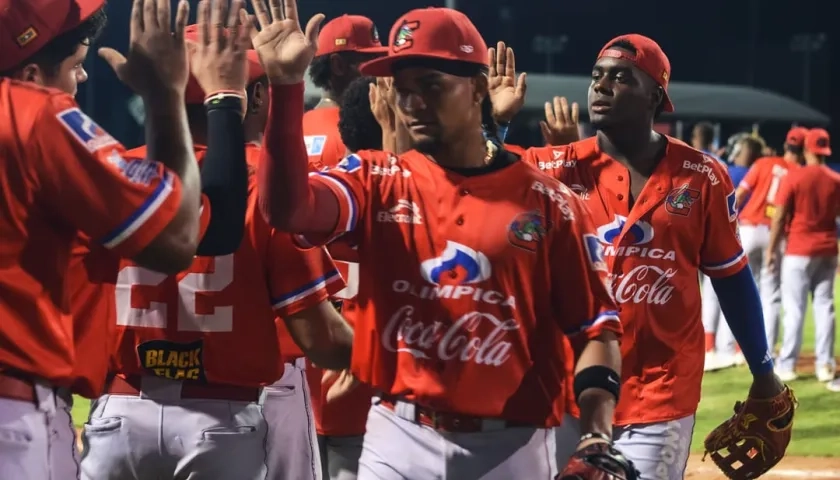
{"left": 335, "top": 154, "right": 362, "bottom": 173}
{"left": 56, "top": 108, "right": 118, "bottom": 153}
{"left": 726, "top": 189, "right": 737, "bottom": 222}
{"left": 305, "top": 135, "right": 327, "bottom": 156}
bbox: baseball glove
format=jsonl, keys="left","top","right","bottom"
{"left": 557, "top": 442, "right": 639, "bottom": 480}
{"left": 703, "top": 385, "right": 797, "bottom": 479}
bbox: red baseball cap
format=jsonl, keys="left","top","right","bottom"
{"left": 0, "top": 0, "right": 105, "bottom": 71}
{"left": 597, "top": 34, "right": 674, "bottom": 113}
{"left": 315, "top": 15, "right": 388, "bottom": 57}
{"left": 784, "top": 127, "right": 808, "bottom": 148}
{"left": 805, "top": 128, "right": 831, "bottom": 156}
{"left": 359, "top": 8, "right": 488, "bottom": 77}
{"left": 183, "top": 24, "right": 265, "bottom": 104}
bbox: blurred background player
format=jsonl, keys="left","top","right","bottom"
{"left": 735, "top": 127, "right": 807, "bottom": 352}
{"left": 80, "top": 8, "right": 354, "bottom": 479}
{"left": 768, "top": 128, "right": 839, "bottom": 386}
{"left": 304, "top": 14, "right": 387, "bottom": 170}
{"left": 0, "top": 0, "right": 205, "bottom": 477}
{"left": 701, "top": 135, "right": 764, "bottom": 371}
{"left": 305, "top": 76, "right": 382, "bottom": 480}
{"left": 690, "top": 121, "right": 721, "bottom": 159}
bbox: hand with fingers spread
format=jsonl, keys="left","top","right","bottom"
{"left": 99, "top": 0, "right": 191, "bottom": 98}
{"left": 540, "top": 96, "right": 581, "bottom": 146}
{"left": 244, "top": 0, "right": 325, "bottom": 85}
{"left": 369, "top": 77, "right": 395, "bottom": 130}
{"left": 188, "top": 0, "right": 254, "bottom": 96}
{"left": 487, "top": 41, "right": 527, "bottom": 124}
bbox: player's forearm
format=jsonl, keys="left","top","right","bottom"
{"left": 144, "top": 91, "right": 200, "bottom": 200}
{"left": 574, "top": 331, "right": 621, "bottom": 439}
{"left": 196, "top": 97, "right": 248, "bottom": 256}
{"left": 395, "top": 120, "right": 411, "bottom": 154}
{"left": 259, "top": 83, "right": 340, "bottom": 233}
{"left": 285, "top": 301, "right": 353, "bottom": 370}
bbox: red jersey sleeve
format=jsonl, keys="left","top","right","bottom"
{"left": 267, "top": 230, "right": 346, "bottom": 317}
{"left": 549, "top": 185, "right": 622, "bottom": 340}
{"left": 30, "top": 95, "right": 181, "bottom": 258}
{"left": 738, "top": 159, "right": 763, "bottom": 192}
{"left": 700, "top": 167, "right": 748, "bottom": 278}
{"left": 774, "top": 173, "right": 796, "bottom": 208}
{"left": 299, "top": 152, "right": 374, "bottom": 247}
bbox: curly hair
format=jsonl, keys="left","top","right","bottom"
{"left": 338, "top": 76, "right": 382, "bottom": 152}
{"left": 7, "top": 7, "right": 108, "bottom": 77}
{"left": 308, "top": 55, "right": 332, "bottom": 90}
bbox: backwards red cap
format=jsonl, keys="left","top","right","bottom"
{"left": 805, "top": 128, "right": 831, "bottom": 156}
{"left": 0, "top": 0, "right": 105, "bottom": 72}
{"left": 359, "top": 7, "right": 487, "bottom": 77}
{"left": 183, "top": 24, "right": 265, "bottom": 104}
{"left": 316, "top": 15, "right": 388, "bottom": 57}
{"left": 784, "top": 127, "right": 808, "bottom": 148}
{"left": 597, "top": 34, "right": 674, "bottom": 113}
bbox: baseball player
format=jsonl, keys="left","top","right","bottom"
{"left": 248, "top": 2, "right": 631, "bottom": 479}
{"left": 0, "top": 0, "right": 206, "bottom": 477}
{"left": 304, "top": 14, "right": 387, "bottom": 171}
{"left": 767, "top": 128, "right": 840, "bottom": 385}
{"left": 734, "top": 127, "right": 807, "bottom": 353}
{"left": 512, "top": 34, "right": 791, "bottom": 478}
{"left": 700, "top": 135, "right": 765, "bottom": 371}
{"left": 79, "top": 16, "right": 353, "bottom": 480}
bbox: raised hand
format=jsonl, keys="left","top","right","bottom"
{"left": 487, "top": 41, "right": 526, "bottom": 124}
{"left": 244, "top": 0, "right": 325, "bottom": 85}
{"left": 99, "top": 0, "right": 190, "bottom": 98}
{"left": 540, "top": 96, "right": 581, "bottom": 146}
{"left": 189, "top": 0, "right": 254, "bottom": 96}
{"left": 369, "top": 77, "right": 395, "bottom": 130}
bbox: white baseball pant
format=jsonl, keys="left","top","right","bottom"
{"left": 0, "top": 381, "right": 77, "bottom": 480}
{"left": 80, "top": 376, "right": 268, "bottom": 480}
{"left": 263, "top": 357, "right": 322, "bottom": 480}
{"left": 358, "top": 399, "right": 556, "bottom": 479}
{"left": 777, "top": 255, "right": 837, "bottom": 372}
{"left": 739, "top": 224, "right": 783, "bottom": 347}
{"left": 554, "top": 414, "right": 695, "bottom": 480}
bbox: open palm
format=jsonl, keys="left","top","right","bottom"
{"left": 245, "top": 0, "right": 325, "bottom": 84}
{"left": 487, "top": 41, "right": 526, "bottom": 124}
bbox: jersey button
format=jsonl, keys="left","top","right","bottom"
{"left": 617, "top": 175, "right": 624, "bottom": 181}
{"left": 456, "top": 216, "right": 465, "bottom": 225}
{"left": 617, "top": 194, "right": 624, "bottom": 201}
{"left": 449, "top": 270, "right": 458, "bottom": 279}
{"left": 460, "top": 188, "right": 469, "bottom": 196}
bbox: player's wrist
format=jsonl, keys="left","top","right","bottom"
{"left": 576, "top": 432, "right": 612, "bottom": 450}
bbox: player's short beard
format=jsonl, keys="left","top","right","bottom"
{"left": 411, "top": 135, "right": 443, "bottom": 156}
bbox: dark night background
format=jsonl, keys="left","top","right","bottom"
{"left": 77, "top": 0, "right": 836, "bottom": 157}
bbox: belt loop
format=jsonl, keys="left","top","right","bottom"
{"left": 33, "top": 381, "right": 56, "bottom": 416}
{"left": 394, "top": 399, "right": 415, "bottom": 422}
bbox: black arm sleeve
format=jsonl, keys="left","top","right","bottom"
{"left": 195, "top": 97, "right": 248, "bottom": 256}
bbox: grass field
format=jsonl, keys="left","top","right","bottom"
{"left": 70, "top": 279, "right": 840, "bottom": 463}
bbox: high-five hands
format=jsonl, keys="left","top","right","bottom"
{"left": 99, "top": 0, "right": 190, "bottom": 98}
{"left": 540, "top": 96, "right": 581, "bottom": 146}
{"left": 487, "top": 41, "right": 526, "bottom": 124}
{"left": 188, "top": 0, "right": 254, "bottom": 96}
{"left": 243, "top": 0, "right": 325, "bottom": 85}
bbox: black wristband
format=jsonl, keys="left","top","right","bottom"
{"left": 574, "top": 365, "right": 621, "bottom": 406}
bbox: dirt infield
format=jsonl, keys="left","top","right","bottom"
{"left": 686, "top": 454, "right": 840, "bottom": 478}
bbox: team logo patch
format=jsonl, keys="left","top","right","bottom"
{"left": 665, "top": 184, "right": 701, "bottom": 216}
{"left": 583, "top": 234, "right": 608, "bottom": 273}
{"left": 305, "top": 135, "right": 327, "bottom": 156}
{"left": 507, "top": 210, "right": 548, "bottom": 252}
{"left": 137, "top": 339, "right": 206, "bottom": 382}
{"left": 420, "top": 241, "right": 491, "bottom": 285}
{"left": 392, "top": 20, "right": 419, "bottom": 52}
{"left": 56, "top": 108, "right": 118, "bottom": 153}
{"left": 16, "top": 27, "right": 38, "bottom": 47}
{"left": 335, "top": 153, "right": 362, "bottom": 173}
{"left": 726, "top": 189, "right": 738, "bottom": 222}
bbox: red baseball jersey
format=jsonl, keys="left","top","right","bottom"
{"left": 304, "top": 150, "right": 621, "bottom": 426}
{"left": 304, "top": 106, "right": 346, "bottom": 172}
{"left": 0, "top": 79, "right": 182, "bottom": 386}
{"left": 523, "top": 136, "right": 747, "bottom": 425}
{"left": 738, "top": 156, "right": 798, "bottom": 226}
{"left": 776, "top": 165, "right": 840, "bottom": 257}
{"left": 111, "top": 144, "right": 344, "bottom": 387}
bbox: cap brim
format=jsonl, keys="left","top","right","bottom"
{"left": 812, "top": 147, "right": 832, "bottom": 156}
{"left": 359, "top": 53, "right": 456, "bottom": 77}
{"left": 356, "top": 46, "right": 389, "bottom": 54}
{"left": 661, "top": 93, "right": 675, "bottom": 113}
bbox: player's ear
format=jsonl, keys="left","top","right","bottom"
{"left": 15, "top": 64, "right": 43, "bottom": 85}
{"left": 651, "top": 86, "right": 664, "bottom": 111}
{"left": 472, "top": 74, "right": 488, "bottom": 105}
{"left": 249, "top": 80, "right": 266, "bottom": 114}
